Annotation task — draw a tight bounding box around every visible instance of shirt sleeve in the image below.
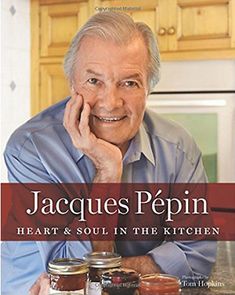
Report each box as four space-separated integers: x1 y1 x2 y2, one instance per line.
148 240 217 279
4 144 54 183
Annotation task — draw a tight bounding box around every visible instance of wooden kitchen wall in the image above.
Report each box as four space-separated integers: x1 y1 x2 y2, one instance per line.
31 0 235 115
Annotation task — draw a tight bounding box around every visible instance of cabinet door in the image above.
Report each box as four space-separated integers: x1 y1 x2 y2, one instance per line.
40 2 89 57
169 0 235 52
40 63 70 111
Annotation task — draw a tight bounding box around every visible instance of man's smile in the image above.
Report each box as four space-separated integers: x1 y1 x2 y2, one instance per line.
93 115 127 123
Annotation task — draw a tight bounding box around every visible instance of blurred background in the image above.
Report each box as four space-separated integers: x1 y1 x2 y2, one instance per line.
1 0 235 182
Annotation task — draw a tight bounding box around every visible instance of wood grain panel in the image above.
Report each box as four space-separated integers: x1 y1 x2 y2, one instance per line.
174 0 234 51
40 2 89 56
40 63 70 111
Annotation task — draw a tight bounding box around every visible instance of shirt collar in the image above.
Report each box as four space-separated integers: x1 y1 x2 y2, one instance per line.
72 122 155 166
139 123 155 165
123 123 155 166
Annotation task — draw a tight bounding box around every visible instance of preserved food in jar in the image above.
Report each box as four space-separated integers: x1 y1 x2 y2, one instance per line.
101 268 140 295
84 252 121 295
48 258 88 294
139 274 180 295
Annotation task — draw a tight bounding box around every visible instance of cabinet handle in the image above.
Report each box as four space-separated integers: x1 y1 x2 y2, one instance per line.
158 27 166 36
167 26 176 35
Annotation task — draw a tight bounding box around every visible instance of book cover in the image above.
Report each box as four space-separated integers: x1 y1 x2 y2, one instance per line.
1 1 235 294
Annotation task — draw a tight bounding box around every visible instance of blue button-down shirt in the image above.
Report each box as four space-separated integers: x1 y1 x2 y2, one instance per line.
2 97 216 295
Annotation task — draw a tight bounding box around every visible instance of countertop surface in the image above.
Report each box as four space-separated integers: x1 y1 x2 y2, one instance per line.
182 241 235 294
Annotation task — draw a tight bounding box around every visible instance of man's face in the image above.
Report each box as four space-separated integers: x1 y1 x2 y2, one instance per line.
73 35 149 153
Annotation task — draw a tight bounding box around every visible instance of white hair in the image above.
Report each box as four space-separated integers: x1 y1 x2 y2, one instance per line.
64 11 160 91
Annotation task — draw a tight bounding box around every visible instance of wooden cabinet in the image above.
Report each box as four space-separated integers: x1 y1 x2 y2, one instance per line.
158 0 235 60
31 0 235 115
95 0 235 59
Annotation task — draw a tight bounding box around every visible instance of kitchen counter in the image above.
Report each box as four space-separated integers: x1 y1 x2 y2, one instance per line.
182 241 235 294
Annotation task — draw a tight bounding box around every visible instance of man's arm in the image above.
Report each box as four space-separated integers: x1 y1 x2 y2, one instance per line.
3 142 92 295
122 255 161 275
149 150 216 279
148 240 216 278
63 92 164 275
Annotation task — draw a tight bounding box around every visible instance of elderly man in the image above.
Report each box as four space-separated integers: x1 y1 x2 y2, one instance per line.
2 12 216 295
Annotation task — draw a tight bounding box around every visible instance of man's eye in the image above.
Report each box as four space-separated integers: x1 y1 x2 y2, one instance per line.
87 78 99 85
122 81 138 88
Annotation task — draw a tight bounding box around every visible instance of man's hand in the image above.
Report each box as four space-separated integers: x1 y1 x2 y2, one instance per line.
29 273 49 295
63 91 123 182
121 255 161 275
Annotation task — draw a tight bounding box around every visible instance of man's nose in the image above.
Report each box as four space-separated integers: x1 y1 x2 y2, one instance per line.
98 85 123 111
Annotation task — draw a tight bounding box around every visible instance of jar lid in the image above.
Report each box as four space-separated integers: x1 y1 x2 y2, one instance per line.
48 258 89 275
84 252 121 268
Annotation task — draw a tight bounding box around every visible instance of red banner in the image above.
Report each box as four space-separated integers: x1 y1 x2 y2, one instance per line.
1 183 235 241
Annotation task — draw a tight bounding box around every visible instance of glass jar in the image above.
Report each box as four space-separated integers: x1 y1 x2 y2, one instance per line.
101 268 140 295
139 274 181 295
84 252 121 295
48 258 89 294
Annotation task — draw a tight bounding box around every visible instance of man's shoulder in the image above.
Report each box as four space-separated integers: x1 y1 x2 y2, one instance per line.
5 98 69 156
144 108 199 155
